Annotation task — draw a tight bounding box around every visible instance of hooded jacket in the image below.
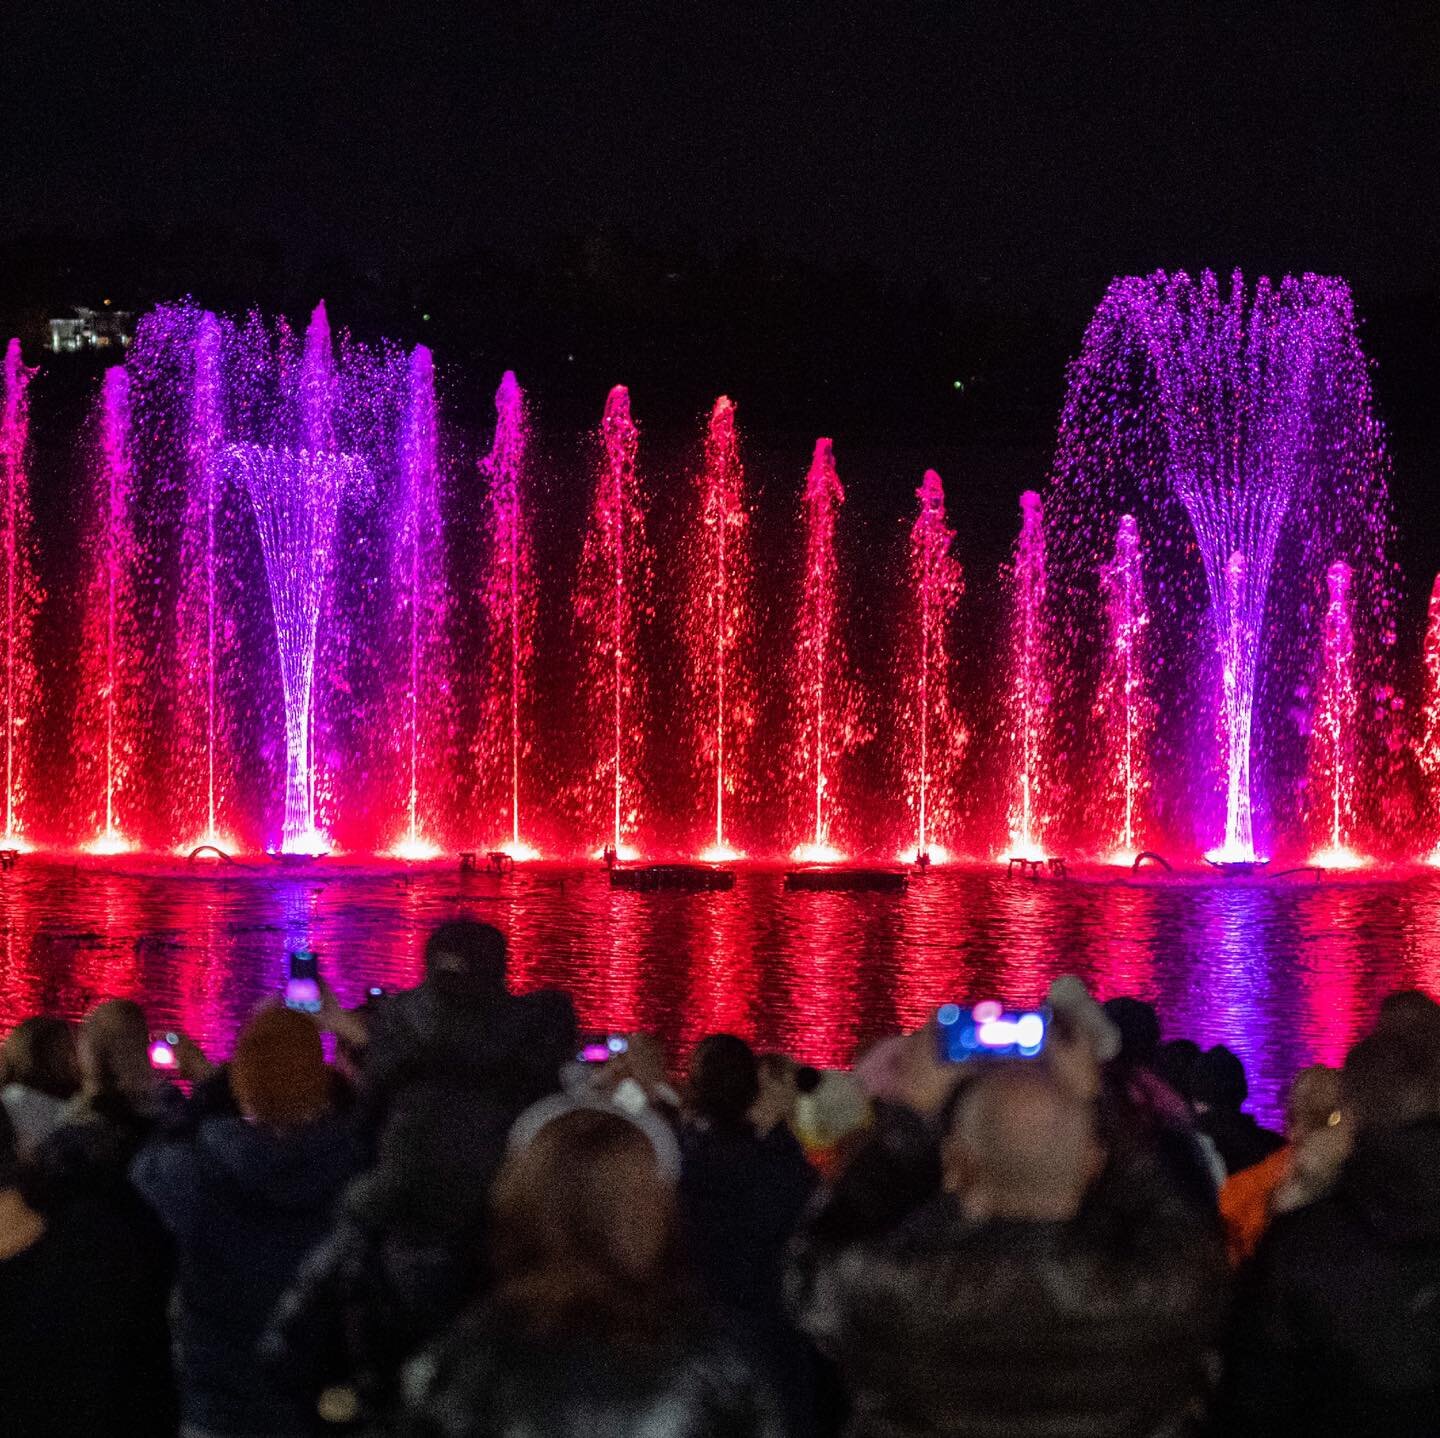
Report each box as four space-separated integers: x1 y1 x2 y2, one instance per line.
1221 1116 1440 1438
132 1113 359 1436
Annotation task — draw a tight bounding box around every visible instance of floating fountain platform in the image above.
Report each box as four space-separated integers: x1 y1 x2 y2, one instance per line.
610 863 735 893
1203 857 1271 877
784 867 908 893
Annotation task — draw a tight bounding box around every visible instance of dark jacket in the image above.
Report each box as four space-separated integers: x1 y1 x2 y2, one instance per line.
132 1113 360 1437
399 1299 788 1438
1221 1116 1440 1438
1196 1106 1284 1178
794 1159 1226 1438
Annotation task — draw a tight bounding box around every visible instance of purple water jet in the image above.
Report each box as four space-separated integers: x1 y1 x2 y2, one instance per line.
1097 514 1150 859
1310 559 1360 864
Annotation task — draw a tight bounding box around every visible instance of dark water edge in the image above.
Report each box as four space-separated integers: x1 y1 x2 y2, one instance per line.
1 857 1433 1127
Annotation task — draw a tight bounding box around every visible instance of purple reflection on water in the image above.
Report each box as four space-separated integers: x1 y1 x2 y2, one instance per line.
0 862 1429 1125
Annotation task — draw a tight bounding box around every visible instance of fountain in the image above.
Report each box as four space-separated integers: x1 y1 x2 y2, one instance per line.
1097 514 1150 861
479 371 538 860
1053 271 1391 864
387 345 447 860
230 304 361 855
683 396 754 862
901 469 964 864
790 439 858 864
1420 575 1440 863
576 386 646 859
0 340 39 848
1309 560 1361 866
78 366 140 853
1003 491 1050 862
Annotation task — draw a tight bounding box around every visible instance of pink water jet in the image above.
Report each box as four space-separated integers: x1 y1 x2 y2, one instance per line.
0 341 39 847
387 345 447 860
1419 574 1440 863
1309 560 1362 866
682 397 755 861
576 386 647 857
480 372 538 860
1003 491 1050 861
1097 514 1151 860
78 366 141 853
900 469 964 864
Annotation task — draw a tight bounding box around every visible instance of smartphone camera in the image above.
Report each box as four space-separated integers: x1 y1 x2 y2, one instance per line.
577 1034 630 1064
149 1032 181 1070
285 950 322 1015
936 1002 1048 1062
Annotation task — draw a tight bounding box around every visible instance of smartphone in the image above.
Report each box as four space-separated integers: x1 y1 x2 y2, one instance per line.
936 1002 1048 1062
285 950 322 1014
577 1034 630 1064
149 1032 181 1070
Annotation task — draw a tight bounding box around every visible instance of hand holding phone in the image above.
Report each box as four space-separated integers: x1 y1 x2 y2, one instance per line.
149 1032 181 1070
285 950 322 1014
936 1002 1048 1062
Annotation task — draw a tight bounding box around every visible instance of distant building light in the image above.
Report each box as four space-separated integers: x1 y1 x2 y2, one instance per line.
421 312 431 322
48 306 135 354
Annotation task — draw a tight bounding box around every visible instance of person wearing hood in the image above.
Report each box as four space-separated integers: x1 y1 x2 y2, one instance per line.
133 1006 360 1438
1221 1026 1440 1437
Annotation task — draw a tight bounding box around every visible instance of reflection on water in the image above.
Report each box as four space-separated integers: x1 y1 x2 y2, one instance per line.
0 862 1432 1125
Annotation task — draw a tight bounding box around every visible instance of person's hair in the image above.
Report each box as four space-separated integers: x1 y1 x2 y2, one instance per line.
0 1017 79 1100
79 999 153 1108
1154 1038 1201 1101
0 1099 19 1189
1343 1030 1438 1134
1102 997 1162 1067
688 1034 760 1127
1285 1064 1342 1140
490 1107 682 1341
1189 1044 1248 1111
1377 990 1440 1053
230 1006 330 1127
424 920 507 1002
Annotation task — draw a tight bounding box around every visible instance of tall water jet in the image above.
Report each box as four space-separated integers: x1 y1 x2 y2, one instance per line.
177 310 229 849
1097 514 1151 860
682 397 755 861
1309 560 1361 865
480 372 537 859
78 366 141 853
1051 271 1391 862
231 304 359 855
900 469 964 863
387 345 447 860
1003 491 1050 861
0 341 39 847
790 439 857 863
1419 574 1440 862
575 386 647 858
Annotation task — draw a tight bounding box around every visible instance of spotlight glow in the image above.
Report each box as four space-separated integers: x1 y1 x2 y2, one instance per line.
1309 845 1367 870
84 830 132 856
594 842 641 863
899 843 951 865
389 836 442 861
791 841 845 865
698 842 744 863
497 838 542 862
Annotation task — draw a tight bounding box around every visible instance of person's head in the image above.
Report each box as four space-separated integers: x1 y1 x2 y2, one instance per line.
1342 1029 1439 1136
78 999 152 1104
0 1099 18 1193
1189 1045 1248 1114
1154 1038 1202 1102
229 1005 330 1127
687 1033 760 1128
752 1052 800 1132
1284 1064 1342 1142
491 1107 680 1339
423 920 508 1004
1045 978 1120 1102
1377 990 1440 1055
0 1017 79 1099
1102 997 1162 1068
944 1064 1103 1223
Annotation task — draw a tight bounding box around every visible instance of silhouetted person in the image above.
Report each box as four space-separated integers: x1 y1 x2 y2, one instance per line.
133 1006 359 1438
1222 1027 1440 1437
401 1105 784 1438
1 1016 79 1156
1190 1044 1283 1176
796 1063 1226 1438
0 1101 173 1437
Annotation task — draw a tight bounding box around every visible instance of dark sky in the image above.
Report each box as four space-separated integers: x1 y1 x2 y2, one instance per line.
6 0 1439 297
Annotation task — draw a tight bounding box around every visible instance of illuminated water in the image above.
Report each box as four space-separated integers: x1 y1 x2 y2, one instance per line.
0 860 1429 1126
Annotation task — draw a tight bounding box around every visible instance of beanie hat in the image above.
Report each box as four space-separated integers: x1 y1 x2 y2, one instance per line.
230 1006 329 1126
1047 977 1122 1064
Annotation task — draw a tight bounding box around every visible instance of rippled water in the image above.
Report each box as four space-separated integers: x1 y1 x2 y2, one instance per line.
1 859 1433 1125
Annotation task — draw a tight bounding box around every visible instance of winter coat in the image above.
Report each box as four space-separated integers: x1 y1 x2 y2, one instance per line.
1220 1116 1440 1438
1196 1106 1284 1178
132 1113 360 1437
794 1159 1226 1438
398 1298 788 1438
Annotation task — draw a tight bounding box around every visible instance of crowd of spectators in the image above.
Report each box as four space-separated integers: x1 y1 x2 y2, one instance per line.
2 918 1438 1437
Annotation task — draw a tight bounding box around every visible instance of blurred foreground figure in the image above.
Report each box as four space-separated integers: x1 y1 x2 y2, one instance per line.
1222 1025 1440 1437
796 1063 1224 1438
401 1104 785 1438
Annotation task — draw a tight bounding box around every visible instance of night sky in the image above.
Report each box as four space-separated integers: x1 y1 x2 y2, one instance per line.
6 1 1438 294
